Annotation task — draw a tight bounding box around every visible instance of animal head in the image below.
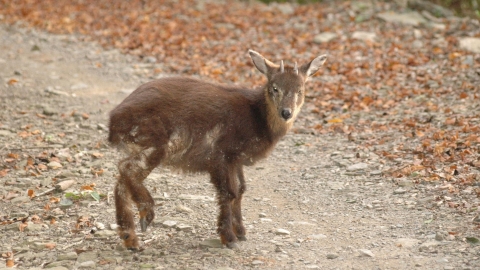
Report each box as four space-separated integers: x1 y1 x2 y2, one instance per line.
249 50 327 123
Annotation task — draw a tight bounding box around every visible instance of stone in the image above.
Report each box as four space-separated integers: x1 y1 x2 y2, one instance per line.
459 37 480 54
57 252 78 261
275 229 290 235
77 260 96 269
94 230 116 237
47 161 63 169
176 224 193 232
175 204 193 213
346 163 368 172
326 253 338 259
162 220 177 228
395 238 420 248
358 249 375 257
10 196 30 204
0 130 13 137
418 241 440 252
76 251 97 263
313 32 337 44
199 239 223 248
251 260 264 265
276 3 294 15
376 12 427 26
25 222 46 232
352 31 376 41
309 234 327 240
393 188 407 194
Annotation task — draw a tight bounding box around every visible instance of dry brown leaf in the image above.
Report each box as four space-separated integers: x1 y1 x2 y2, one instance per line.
27 189 35 198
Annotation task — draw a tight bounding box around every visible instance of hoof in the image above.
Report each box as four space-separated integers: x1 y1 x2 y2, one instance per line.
237 235 247 241
226 242 240 250
140 217 148 232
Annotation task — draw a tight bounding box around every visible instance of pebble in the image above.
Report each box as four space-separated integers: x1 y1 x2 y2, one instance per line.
309 234 327 240
275 229 290 235
459 37 480 53
77 261 96 269
199 239 223 248
57 252 78 261
395 238 420 248
251 260 264 265
346 163 368 171
326 253 339 259
358 249 375 257
376 11 427 26
175 204 193 213
352 31 377 41
393 188 407 194
47 161 63 169
162 220 177 228
313 32 337 44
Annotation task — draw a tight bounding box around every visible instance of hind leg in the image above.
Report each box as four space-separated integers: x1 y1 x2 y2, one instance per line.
232 166 247 241
115 147 163 250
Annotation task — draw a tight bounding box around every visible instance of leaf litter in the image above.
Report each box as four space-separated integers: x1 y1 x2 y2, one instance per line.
0 0 480 269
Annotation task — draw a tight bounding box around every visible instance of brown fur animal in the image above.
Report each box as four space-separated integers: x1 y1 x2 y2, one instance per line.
108 50 327 250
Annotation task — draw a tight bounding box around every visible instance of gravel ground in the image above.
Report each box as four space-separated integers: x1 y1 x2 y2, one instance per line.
1 22 480 270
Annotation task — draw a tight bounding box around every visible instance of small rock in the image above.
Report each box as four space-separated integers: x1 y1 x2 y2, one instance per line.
393 188 407 194
10 196 30 204
251 260 264 265
47 161 63 169
176 224 193 232
309 234 327 240
395 238 420 248
94 230 116 237
358 249 375 257
326 253 338 259
376 11 427 26
57 252 78 261
419 241 440 252
313 32 337 44
259 213 267 218
25 222 46 232
0 130 14 137
199 239 223 248
352 31 376 41
94 222 105 230
459 37 480 54
175 204 193 213
162 220 177 228
276 3 294 15
275 229 290 235
77 260 96 269
346 163 368 172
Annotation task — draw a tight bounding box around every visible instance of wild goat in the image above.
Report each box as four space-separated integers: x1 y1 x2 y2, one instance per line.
108 50 327 250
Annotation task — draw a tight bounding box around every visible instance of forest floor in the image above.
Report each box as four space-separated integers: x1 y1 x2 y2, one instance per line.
1 0 480 269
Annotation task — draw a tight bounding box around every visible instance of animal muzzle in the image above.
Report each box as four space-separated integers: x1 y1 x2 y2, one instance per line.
281 108 293 120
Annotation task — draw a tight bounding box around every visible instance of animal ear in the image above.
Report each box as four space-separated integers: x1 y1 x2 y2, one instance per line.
300 55 327 78
248 50 279 76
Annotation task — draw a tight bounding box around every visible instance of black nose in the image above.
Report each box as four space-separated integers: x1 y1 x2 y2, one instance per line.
281 109 292 120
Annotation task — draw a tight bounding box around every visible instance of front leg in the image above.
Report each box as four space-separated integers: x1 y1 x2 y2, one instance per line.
210 164 238 249
232 165 247 241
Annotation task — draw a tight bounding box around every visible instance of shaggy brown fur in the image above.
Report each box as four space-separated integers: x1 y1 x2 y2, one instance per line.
108 50 327 250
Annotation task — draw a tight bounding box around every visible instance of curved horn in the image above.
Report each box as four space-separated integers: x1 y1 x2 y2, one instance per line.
280 60 284 73
293 61 298 75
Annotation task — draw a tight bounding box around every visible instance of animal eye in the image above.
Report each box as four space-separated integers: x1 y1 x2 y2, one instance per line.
272 86 278 93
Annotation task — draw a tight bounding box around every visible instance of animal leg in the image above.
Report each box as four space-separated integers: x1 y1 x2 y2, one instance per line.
232 165 247 241
211 164 238 249
115 147 162 250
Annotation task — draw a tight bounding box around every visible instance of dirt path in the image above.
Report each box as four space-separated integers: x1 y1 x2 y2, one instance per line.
1 22 479 270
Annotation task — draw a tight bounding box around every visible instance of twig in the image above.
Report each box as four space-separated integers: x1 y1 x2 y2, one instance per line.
6 146 59 151
33 188 56 198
